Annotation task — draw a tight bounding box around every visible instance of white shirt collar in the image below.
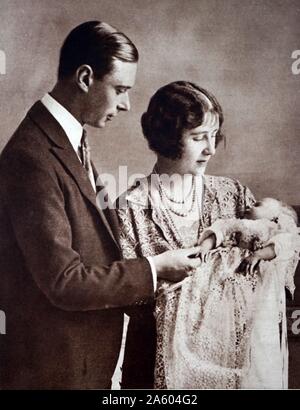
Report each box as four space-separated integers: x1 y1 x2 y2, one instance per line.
41 93 83 153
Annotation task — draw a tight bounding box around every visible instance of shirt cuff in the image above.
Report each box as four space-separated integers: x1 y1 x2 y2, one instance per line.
146 256 157 292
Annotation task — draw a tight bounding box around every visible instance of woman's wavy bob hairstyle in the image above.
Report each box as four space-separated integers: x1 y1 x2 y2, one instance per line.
141 81 224 159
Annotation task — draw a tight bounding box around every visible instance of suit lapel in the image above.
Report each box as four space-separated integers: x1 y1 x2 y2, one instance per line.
28 101 120 248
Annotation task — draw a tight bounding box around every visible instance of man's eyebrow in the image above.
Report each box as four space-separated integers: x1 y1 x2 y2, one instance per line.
116 85 131 90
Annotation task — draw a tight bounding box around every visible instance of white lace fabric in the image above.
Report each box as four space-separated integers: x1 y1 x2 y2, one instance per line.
159 248 259 389
116 173 299 389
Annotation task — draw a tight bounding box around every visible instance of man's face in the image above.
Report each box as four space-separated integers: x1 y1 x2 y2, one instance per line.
83 59 137 128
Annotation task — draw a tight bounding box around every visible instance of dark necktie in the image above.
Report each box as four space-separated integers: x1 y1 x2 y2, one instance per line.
79 132 119 245
79 129 96 191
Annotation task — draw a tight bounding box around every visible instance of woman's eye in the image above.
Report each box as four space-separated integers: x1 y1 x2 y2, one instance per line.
193 133 217 141
192 136 204 141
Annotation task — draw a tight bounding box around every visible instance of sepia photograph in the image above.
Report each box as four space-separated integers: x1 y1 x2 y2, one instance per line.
0 0 299 393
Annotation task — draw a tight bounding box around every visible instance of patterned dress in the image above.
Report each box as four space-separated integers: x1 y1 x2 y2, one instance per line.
160 217 299 389
117 173 256 388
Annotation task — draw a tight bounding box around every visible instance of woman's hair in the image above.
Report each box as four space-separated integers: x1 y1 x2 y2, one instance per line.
58 21 138 80
141 81 224 159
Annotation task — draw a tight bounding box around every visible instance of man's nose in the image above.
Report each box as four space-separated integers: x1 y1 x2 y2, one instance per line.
117 92 130 112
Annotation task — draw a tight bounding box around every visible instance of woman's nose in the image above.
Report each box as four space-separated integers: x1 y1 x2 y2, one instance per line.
203 138 216 155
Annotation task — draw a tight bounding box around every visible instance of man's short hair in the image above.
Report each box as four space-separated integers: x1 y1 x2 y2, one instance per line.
58 20 139 80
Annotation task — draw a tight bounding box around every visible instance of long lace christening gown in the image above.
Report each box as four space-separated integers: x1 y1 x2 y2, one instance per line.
117 173 299 389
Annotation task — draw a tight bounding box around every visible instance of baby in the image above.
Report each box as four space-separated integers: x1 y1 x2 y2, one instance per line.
159 198 300 389
159 198 299 295
198 197 300 275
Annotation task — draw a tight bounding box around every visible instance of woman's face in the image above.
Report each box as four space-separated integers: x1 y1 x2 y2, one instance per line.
173 111 219 176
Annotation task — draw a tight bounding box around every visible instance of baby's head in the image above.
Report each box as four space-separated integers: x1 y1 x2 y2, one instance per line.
244 197 298 225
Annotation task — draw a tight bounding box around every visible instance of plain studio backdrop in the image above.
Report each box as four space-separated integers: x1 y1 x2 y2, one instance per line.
0 0 299 205
0 0 300 390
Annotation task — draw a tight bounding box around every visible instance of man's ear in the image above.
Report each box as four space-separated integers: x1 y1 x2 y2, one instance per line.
76 65 94 92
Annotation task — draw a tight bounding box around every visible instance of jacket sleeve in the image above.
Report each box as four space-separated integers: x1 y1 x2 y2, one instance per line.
2 150 154 311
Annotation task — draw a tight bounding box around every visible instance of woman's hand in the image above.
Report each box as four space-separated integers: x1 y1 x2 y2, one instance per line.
238 254 261 275
237 244 276 275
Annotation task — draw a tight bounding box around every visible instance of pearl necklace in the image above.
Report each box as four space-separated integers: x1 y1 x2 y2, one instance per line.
159 176 195 204
153 166 197 218
158 178 196 217
159 182 202 247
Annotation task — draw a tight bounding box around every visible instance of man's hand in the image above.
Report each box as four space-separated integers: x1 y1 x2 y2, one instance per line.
152 246 202 282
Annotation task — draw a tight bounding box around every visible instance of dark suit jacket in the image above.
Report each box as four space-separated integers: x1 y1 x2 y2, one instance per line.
0 101 153 389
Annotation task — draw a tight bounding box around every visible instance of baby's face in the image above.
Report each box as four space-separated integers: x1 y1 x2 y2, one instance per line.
244 198 280 221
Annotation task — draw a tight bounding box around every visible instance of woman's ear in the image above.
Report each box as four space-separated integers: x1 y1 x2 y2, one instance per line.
76 65 94 93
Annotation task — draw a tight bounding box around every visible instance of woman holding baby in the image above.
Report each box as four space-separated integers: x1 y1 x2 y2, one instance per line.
117 81 300 389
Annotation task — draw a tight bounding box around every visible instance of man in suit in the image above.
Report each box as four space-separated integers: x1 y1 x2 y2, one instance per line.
0 21 201 389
